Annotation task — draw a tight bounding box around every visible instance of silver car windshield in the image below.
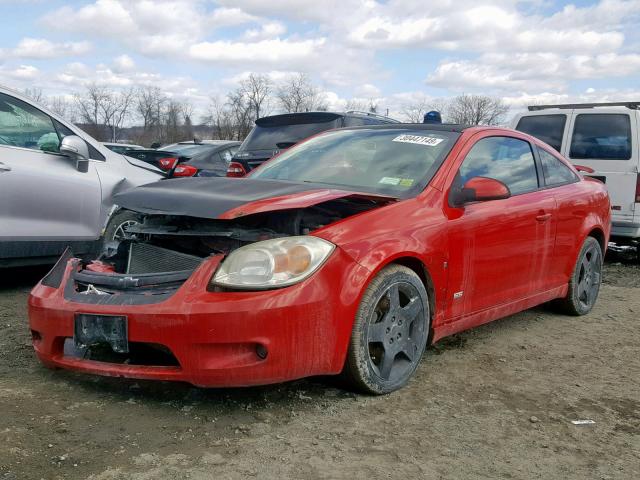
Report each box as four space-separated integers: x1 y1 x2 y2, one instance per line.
250 128 459 197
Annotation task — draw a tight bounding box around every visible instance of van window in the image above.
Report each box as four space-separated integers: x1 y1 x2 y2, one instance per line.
515 115 566 152
538 147 577 186
569 114 632 160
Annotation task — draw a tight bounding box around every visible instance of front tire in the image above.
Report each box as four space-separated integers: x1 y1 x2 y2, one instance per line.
554 236 603 316
341 265 430 394
103 210 140 244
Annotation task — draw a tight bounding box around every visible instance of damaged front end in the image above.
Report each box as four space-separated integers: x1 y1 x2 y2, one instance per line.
46 193 392 303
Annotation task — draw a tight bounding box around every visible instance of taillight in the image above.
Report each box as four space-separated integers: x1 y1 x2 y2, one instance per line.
158 157 178 170
636 174 640 203
226 161 247 177
172 164 198 177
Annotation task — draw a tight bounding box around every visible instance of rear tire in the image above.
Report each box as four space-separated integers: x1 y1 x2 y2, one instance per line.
554 236 603 316
341 265 430 394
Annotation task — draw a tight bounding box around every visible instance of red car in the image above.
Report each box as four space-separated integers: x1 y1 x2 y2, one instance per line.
29 125 610 394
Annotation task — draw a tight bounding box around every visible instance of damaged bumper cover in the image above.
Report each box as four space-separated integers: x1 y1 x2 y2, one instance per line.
28 247 369 387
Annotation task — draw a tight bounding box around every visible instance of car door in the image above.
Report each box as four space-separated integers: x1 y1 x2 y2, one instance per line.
445 134 557 318
0 92 102 260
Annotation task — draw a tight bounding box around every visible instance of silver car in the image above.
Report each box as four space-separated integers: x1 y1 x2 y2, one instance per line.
0 86 162 267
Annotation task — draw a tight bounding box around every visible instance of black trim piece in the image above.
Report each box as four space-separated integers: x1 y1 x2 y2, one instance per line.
41 247 73 288
73 269 193 289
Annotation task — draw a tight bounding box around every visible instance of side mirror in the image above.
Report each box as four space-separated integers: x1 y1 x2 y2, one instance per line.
59 135 90 172
450 176 511 207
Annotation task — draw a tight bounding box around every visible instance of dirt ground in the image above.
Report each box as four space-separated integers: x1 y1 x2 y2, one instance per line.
0 260 638 480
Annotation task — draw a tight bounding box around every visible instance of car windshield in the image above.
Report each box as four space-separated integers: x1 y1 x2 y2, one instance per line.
250 128 459 197
241 120 340 151
159 143 217 157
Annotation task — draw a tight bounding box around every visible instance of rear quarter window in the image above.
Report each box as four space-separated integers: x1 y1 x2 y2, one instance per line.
569 114 632 160
515 114 566 152
537 147 578 186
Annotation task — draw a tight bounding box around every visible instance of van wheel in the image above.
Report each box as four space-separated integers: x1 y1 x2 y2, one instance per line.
554 237 603 316
341 265 429 394
103 210 140 244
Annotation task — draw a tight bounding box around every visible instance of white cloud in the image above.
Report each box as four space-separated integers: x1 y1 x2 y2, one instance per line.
243 22 287 41
427 52 640 93
112 54 135 73
11 38 91 59
189 38 325 65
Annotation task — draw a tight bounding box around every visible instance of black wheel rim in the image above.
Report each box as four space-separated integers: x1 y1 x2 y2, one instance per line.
577 244 602 310
366 282 426 382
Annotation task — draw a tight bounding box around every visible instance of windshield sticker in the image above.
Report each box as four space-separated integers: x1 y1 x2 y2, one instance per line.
379 177 415 187
392 134 444 146
399 178 414 187
379 177 401 185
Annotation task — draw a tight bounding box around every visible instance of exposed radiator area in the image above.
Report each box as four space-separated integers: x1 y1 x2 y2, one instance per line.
127 243 204 274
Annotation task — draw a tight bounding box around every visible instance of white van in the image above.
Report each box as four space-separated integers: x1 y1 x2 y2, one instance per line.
512 102 639 255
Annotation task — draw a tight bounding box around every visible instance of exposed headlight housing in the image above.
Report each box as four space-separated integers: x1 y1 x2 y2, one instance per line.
211 236 335 290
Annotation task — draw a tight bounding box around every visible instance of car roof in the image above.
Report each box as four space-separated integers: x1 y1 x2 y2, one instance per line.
255 111 399 126
339 123 468 133
103 142 142 148
174 140 240 146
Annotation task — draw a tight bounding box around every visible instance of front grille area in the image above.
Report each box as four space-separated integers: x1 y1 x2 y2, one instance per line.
63 338 180 367
127 243 203 274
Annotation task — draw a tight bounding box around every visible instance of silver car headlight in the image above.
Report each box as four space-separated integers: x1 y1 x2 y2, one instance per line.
211 236 335 290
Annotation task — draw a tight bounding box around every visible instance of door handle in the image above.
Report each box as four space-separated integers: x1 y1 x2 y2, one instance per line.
0 162 11 172
536 213 552 222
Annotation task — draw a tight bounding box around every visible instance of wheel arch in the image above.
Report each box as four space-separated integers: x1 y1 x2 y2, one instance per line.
587 226 606 254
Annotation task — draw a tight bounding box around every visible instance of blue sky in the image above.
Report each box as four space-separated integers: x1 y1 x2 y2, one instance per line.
1 0 639 121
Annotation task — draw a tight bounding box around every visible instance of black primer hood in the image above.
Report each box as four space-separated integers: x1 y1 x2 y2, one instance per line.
113 177 395 220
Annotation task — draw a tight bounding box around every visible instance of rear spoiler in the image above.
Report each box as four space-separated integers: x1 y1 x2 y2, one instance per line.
256 112 342 127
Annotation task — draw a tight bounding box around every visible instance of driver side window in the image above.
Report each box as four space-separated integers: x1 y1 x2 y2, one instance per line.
0 93 61 153
459 136 539 195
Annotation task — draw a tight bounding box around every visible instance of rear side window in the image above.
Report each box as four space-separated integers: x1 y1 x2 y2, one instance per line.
538 147 577 186
515 115 566 152
570 114 632 160
459 136 539 195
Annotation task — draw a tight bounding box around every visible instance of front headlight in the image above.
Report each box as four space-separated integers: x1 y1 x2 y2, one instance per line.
211 236 335 290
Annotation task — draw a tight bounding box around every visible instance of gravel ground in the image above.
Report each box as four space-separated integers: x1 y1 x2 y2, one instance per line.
0 261 638 480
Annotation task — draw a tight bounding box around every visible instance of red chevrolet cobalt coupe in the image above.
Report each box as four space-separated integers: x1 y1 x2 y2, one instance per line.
29 125 610 394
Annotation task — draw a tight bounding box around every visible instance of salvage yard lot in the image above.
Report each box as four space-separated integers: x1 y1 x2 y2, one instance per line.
1 263 639 480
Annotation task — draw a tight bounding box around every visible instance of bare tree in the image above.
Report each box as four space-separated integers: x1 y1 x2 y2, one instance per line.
134 86 166 144
241 73 272 120
74 84 110 139
447 94 509 126
23 87 45 104
344 99 368 112
101 87 135 142
401 97 449 123
205 96 236 140
277 73 327 113
48 96 76 122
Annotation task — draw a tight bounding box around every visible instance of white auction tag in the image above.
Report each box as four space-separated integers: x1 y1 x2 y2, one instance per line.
392 134 444 146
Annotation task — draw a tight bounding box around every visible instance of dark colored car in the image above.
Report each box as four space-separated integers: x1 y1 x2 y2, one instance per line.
125 140 241 177
227 111 399 176
29 124 610 394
